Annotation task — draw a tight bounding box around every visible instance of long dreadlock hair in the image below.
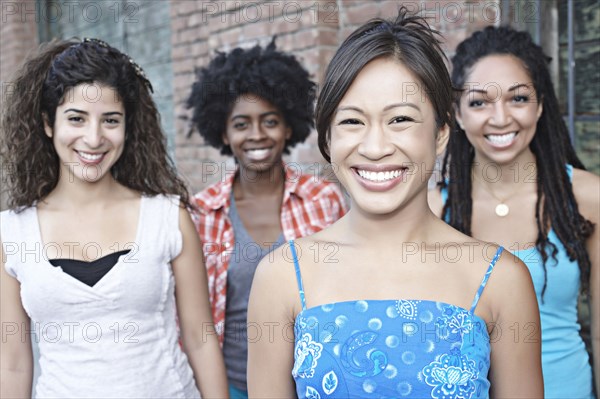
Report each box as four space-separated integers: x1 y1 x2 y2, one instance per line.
440 26 593 298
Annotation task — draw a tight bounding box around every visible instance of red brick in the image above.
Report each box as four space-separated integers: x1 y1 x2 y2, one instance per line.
290 29 319 51
176 1 197 16
272 16 301 35
172 43 190 60
173 57 195 74
317 29 338 47
299 4 317 28
218 26 243 48
243 20 270 39
208 11 231 33
441 27 468 54
343 2 380 26
171 15 188 33
191 40 208 58
315 1 340 27
380 1 400 19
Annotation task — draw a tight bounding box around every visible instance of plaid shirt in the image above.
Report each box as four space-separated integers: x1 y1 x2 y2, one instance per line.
193 166 348 344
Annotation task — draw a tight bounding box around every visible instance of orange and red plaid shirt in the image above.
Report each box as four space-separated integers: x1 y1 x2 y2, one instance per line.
193 165 348 344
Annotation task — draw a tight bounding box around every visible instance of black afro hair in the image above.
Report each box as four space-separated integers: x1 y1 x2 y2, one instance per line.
186 38 316 156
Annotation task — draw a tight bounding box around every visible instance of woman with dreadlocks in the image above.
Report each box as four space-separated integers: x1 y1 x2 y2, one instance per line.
0 39 227 397
186 38 347 399
430 26 599 397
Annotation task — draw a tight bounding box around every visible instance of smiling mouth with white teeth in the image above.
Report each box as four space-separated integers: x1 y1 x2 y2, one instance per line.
244 147 272 161
485 132 517 146
76 150 105 163
357 169 404 182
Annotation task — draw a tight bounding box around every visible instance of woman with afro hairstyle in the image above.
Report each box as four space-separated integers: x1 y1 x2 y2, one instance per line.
0 39 227 398
429 26 599 397
248 9 542 398
186 38 347 398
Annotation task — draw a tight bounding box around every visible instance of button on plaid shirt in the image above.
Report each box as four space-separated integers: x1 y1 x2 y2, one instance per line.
193 165 348 344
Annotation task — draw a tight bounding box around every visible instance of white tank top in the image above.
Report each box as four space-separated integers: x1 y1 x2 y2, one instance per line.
1 195 201 398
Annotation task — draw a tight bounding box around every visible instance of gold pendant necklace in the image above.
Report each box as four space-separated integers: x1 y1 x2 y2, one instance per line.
494 203 510 217
473 171 525 218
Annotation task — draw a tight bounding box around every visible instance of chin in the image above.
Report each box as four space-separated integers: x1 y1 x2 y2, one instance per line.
243 160 280 172
353 199 404 217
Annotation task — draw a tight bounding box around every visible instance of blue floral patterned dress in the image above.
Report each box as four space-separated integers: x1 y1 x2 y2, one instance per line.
290 241 502 399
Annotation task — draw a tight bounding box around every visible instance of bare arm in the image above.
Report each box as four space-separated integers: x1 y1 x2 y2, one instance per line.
172 207 229 399
573 168 600 389
487 252 543 398
247 247 298 398
0 241 33 398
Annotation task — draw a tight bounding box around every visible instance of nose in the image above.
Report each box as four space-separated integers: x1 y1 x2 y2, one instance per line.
82 121 103 148
489 101 512 127
357 124 395 160
247 122 267 140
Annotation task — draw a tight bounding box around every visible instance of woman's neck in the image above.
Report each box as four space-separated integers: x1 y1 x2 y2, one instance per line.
344 191 438 248
47 173 126 209
235 164 286 199
472 149 537 185
471 150 538 203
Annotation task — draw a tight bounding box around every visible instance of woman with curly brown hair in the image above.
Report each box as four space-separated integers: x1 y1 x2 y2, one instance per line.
0 38 227 398
186 38 347 399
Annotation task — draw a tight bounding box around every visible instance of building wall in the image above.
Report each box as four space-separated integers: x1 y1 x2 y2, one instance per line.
0 1 38 84
0 0 39 209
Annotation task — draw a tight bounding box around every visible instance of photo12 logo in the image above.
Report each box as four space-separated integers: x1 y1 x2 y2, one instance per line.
1 1 139 24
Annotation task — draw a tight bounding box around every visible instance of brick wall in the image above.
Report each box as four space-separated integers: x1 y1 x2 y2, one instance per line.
171 0 502 195
0 1 38 85
0 0 39 210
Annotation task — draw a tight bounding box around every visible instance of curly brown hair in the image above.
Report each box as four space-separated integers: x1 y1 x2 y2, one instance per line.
0 39 192 211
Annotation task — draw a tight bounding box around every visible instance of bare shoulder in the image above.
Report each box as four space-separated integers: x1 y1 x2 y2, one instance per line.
428 187 444 218
481 247 536 315
252 240 302 314
177 205 196 231
489 248 533 285
572 168 600 223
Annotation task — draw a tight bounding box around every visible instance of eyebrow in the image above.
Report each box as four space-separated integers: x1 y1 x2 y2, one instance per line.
337 103 420 114
464 89 488 95
63 108 124 116
230 111 280 120
508 83 532 92
465 83 533 95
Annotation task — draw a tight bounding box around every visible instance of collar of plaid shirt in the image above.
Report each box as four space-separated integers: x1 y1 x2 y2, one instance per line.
194 163 309 213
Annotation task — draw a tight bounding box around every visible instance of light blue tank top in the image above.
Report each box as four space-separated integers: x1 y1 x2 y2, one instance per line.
440 165 593 398
290 241 502 398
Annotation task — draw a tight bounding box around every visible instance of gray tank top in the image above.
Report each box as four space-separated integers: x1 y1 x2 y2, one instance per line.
223 194 285 391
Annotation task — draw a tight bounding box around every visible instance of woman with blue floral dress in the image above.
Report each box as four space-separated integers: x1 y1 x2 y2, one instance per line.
247 8 544 399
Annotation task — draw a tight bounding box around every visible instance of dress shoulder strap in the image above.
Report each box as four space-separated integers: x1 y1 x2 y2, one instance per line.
469 246 504 313
566 164 573 181
289 240 306 311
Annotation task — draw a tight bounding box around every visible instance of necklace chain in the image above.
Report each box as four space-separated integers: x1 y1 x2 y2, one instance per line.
471 170 527 217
